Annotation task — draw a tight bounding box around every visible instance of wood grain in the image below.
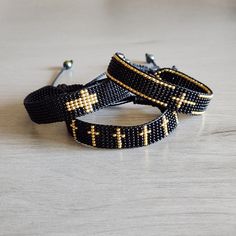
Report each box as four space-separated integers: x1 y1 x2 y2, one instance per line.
0 0 235 235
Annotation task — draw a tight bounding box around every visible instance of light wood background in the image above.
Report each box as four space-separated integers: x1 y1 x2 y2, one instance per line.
0 0 235 235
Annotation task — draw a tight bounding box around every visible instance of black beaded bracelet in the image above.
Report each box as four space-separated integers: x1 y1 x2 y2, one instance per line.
24 56 163 124
66 102 178 149
106 53 213 115
24 72 131 124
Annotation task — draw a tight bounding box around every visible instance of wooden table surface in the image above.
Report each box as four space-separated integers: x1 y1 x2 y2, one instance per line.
0 0 235 235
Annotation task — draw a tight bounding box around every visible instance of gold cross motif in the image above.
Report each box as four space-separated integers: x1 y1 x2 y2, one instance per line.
172 93 196 109
87 125 100 147
173 111 179 124
113 128 126 148
66 89 98 113
70 120 78 140
139 125 151 146
161 115 169 136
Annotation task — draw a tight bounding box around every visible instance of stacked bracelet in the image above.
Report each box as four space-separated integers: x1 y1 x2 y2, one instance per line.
24 53 213 149
106 53 213 115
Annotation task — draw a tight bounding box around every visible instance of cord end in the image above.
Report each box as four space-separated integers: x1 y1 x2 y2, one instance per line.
145 53 155 64
63 60 73 70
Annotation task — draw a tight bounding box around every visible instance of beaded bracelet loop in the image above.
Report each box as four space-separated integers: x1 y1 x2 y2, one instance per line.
66 102 178 149
106 53 213 115
24 64 131 124
24 56 163 124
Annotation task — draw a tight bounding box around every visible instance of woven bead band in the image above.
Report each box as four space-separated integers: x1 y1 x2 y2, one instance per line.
66 103 178 149
106 53 213 115
24 75 131 124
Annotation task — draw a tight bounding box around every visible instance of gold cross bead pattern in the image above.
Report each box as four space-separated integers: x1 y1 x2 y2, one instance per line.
173 111 179 124
87 125 100 147
112 128 126 149
139 125 151 146
70 120 78 140
161 115 169 136
172 92 196 109
66 89 98 113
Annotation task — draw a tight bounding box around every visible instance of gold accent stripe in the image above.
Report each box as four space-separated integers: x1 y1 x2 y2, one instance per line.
199 94 213 99
191 111 205 115
113 55 176 90
106 71 168 107
156 68 212 95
